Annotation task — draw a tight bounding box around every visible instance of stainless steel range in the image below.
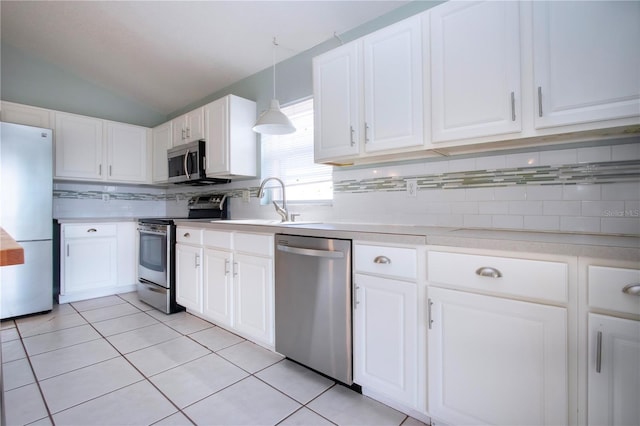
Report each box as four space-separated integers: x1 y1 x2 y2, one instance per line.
137 194 228 313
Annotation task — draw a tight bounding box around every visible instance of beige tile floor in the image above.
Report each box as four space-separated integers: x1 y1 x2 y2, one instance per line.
1 293 429 426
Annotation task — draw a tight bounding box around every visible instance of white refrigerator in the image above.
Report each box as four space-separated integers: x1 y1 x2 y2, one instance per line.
1 122 53 319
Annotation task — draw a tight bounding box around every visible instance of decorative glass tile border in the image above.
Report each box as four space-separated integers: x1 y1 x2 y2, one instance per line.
53 189 168 201
333 160 640 193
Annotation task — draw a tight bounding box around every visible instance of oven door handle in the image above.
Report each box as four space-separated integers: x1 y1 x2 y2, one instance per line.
138 228 167 236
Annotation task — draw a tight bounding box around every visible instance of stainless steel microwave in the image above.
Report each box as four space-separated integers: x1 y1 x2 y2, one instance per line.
167 140 229 185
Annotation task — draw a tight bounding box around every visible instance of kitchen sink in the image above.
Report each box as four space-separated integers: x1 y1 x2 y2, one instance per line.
214 219 320 226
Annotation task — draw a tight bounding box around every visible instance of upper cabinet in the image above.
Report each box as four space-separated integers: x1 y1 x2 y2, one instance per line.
430 1 521 142
171 107 205 146
152 121 172 183
314 16 424 164
54 112 150 184
204 95 257 178
532 1 640 129
1 101 53 129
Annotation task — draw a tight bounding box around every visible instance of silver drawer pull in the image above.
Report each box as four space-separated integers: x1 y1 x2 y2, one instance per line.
622 283 640 296
183 232 190 238
475 267 502 278
87 228 97 233
373 256 391 264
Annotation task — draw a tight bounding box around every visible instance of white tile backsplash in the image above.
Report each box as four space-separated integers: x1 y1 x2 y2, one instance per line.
539 149 578 166
524 216 560 232
578 146 611 163
562 184 601 201
506 152 539 168
560 217 601 234
612 143 640 161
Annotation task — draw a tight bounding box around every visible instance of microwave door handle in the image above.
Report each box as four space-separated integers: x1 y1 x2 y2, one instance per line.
184 149 191 180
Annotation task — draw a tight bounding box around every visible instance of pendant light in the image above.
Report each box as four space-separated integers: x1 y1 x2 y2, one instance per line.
253 37 296 135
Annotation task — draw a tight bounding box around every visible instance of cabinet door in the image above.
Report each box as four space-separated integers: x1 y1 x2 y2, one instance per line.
204 97 230 175
152 121 172 183
588 314 640 426
106 122 148 183
54 112 103 180
533 1 640 129
354 274 417 408
171 114 188 146
203 248 233 326
63 237 117 294
430 1 521 142
428 286 568 426
233 253 273 346
313 42 361 162
1 101 52 128
187 107 205 143
363 16 423 153
175 244 202 313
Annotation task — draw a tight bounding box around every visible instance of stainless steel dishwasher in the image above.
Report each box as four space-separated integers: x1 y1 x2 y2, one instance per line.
275 234 353 384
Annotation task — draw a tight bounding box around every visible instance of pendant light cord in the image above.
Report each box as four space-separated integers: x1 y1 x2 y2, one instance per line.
272 37 278 99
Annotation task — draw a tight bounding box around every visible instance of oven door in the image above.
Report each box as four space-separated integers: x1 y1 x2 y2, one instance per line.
138 227 168 288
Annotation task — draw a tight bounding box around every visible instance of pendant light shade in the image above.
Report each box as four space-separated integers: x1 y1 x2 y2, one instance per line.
253 99 296 135
253 38 296 135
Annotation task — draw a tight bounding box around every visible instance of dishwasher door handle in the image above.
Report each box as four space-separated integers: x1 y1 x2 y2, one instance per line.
277 244 345 259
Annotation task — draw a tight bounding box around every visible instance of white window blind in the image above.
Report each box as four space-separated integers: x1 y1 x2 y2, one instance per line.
261 98 333 202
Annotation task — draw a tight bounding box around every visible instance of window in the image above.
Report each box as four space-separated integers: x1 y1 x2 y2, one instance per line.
261 98 333 202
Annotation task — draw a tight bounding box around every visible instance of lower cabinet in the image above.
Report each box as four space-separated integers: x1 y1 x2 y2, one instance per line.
176 227 274 348
175 243 203 313
59 222 137 303
428 286 568 426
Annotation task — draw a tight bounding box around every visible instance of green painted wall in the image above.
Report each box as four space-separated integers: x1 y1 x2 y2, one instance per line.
0 1 442 128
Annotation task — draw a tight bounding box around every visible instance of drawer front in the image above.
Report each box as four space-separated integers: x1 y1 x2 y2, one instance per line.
64 224 117 238
355 244 417 280
588 266 640 315
176 227 203 245
203 230 233 250
234 232 273 257
428 251 568 303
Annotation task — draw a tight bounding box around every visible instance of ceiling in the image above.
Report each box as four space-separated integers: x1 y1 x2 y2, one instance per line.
1 1 409 116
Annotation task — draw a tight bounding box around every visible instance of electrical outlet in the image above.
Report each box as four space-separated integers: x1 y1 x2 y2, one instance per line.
242 190 250 202
102 194 110 202
406 179 418 198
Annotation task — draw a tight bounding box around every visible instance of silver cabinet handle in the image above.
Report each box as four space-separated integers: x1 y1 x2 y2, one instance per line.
195 254 200 268
537 86 543 117
181 128 186 140
596 331 603 373
475 267 502 278
187 127 191 138
364 122 370 143
350 126 355 147
233 262 238 277
622 283 640 296
510 91 516 121
99 164 102 176
428 298 434 330
87 228 97 233
109 165 112 176
373 256 391 264
183 232 190 238
353 284 360 310
66 244 70 257
224 259 230 275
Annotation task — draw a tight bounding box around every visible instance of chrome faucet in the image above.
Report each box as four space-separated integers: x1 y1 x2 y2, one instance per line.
257 177 289 222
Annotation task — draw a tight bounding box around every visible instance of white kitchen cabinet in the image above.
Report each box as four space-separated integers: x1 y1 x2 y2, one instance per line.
172 107 205 146
152 121 172 183
233 253 274 346
59 222 137 303
352 242 424 416
532 1 640 129
580 262 640 426
428 286 568 426
54 112 104 180
204 95 257 178
203 248 233 326
588 314 640 426
106 121 149 183
430 1 521 142
313 15 424 164
1 101 52 128
55 112 150 183
175 243 203 313
427 249 572 426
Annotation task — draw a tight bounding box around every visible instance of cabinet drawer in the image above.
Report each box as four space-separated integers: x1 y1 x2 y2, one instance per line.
355 244 417 280
176 227 203 245
64 224 117 238
234 233 273 256
203 230 233 250
428 251 568 303
588 266 640 315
